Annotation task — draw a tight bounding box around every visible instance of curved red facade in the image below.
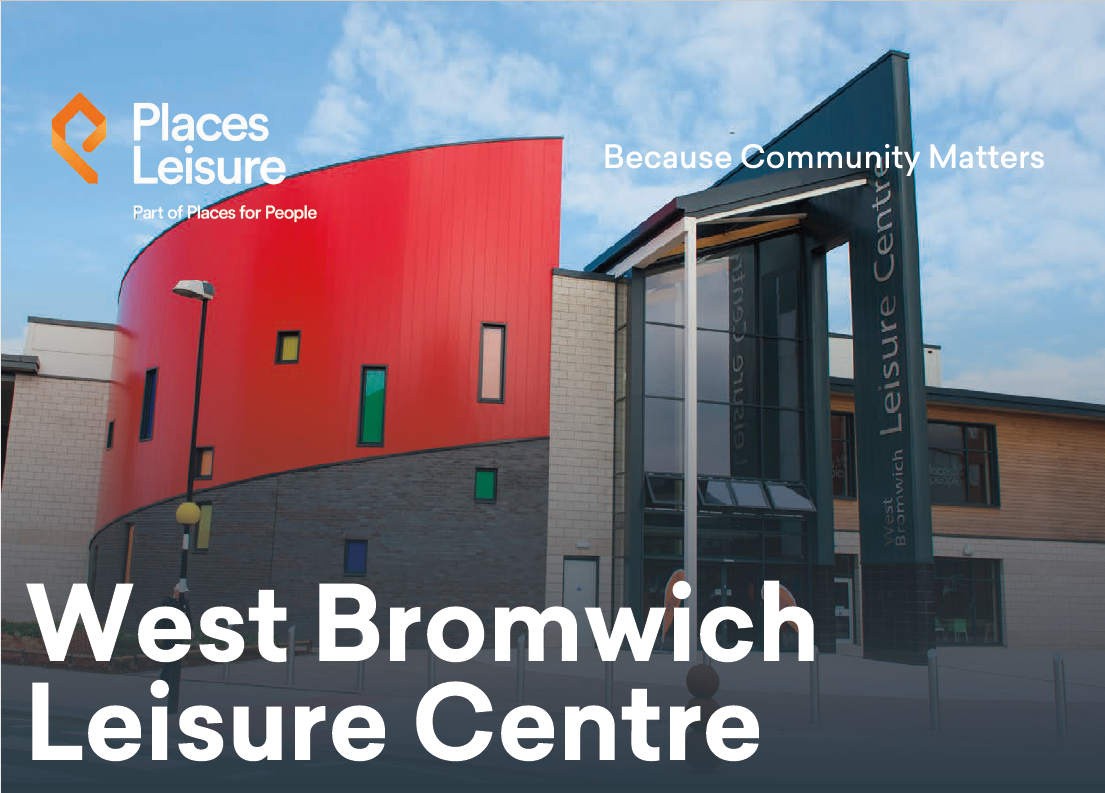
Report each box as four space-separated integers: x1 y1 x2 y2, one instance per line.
96 138 561 530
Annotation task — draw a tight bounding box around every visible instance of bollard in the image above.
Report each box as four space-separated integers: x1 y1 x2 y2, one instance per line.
927 648 940 731
222 661 230 681
809 646 820 723
516 633 526 702
427 650 436 689
605 660 614 709
1053 653 1068 738
286 625 296 686
357 659 366 693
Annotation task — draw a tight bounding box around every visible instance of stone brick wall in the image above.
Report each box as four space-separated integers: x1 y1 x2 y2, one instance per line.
547 272 616 615
89 438 549 646
2 375 109 621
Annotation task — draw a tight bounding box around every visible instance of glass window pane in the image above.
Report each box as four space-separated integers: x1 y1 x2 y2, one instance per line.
475 469 497 501
139 368 158 440
698 478 735 507
766 482 816 511
645 267 684 325
697 255 729 330
730 479 769 508
965 426 990 451
762 339 803 408
764 519 806 560
279 333 300 362
359 367 387 445
344 540 368 575
730 331 758 408
644 398 682 473
966 451 992 505
698 401 730 477
197 448 214 478
730 404 760 479
728 246 756 337
758 235 801 338
762 408 803 481
929 448 966 504
479 325 505 401
697 330 729 403
645 324 684 397
927 422 963 449
645 474 684 506
831 438 851 497
197 505 212 550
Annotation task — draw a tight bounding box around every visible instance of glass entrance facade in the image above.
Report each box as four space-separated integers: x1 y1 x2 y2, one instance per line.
628 231 817 648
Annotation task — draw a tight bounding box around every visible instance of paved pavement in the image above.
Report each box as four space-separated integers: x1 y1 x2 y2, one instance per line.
3 645 1103 791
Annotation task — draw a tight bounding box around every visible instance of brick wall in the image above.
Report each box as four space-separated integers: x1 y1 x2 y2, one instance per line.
89 439 549 645
547 273 616 615
2 375 109 621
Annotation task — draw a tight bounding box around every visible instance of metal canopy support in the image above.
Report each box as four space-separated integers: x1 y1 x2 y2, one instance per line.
608 218 686 278
682 215 698 660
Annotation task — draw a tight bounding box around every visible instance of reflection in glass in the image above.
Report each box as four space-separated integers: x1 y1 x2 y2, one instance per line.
699 478 735 507
644 398 682 473
730 405 759 479
730 479 769 508
698 330 730 402
929 448 966 504
762 338 803 408
697 255 730 330
766 482 816 511
645 474 683 506
698 402 730 477
645 268 684 325
762 409 803 480
645 324 684 397
728 247 755 336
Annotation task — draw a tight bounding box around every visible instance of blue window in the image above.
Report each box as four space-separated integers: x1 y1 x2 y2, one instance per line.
344 540 368 576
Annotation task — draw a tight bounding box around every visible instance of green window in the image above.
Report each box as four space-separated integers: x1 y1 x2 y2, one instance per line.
475 468 498 502
358 366 387 446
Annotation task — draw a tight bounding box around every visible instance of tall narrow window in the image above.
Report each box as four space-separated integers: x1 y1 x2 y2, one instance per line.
478 323 506 402
194 447 214 480
195 504 212 551
139 368 158 441
106 420 115 450
830 412 856 498
276 331 301 364
122 524 135 584
358 366 387 446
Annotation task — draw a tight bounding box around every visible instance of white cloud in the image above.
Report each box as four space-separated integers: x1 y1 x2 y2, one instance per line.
947 349 1105 404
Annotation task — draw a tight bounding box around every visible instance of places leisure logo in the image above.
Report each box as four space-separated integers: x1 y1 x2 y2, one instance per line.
52 92 106 184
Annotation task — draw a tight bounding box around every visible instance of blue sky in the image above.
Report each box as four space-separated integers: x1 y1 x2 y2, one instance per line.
3 2 1104 401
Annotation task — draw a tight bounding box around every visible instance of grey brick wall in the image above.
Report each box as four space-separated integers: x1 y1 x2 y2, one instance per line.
90 438 549 646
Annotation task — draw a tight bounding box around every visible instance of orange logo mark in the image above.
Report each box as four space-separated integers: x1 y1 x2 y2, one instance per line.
52 93 106 183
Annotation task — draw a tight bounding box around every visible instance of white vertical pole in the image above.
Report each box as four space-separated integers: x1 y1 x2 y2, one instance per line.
683 216 699 661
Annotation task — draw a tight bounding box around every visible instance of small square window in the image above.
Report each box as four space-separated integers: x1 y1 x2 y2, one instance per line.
276 331 301 364
194 447 214 480
195 504 212 551
344 540 368 576
475 468 498 502
106 420 115 450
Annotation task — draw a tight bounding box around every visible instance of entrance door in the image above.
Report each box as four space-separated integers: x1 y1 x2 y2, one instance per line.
833 577 854 643
699 562 760 650
563 558 598 648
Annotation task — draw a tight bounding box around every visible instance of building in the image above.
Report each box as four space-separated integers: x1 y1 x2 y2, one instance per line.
2 316 115 621
68 52 1104 658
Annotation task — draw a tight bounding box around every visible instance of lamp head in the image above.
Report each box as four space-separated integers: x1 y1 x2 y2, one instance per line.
172 280 215 301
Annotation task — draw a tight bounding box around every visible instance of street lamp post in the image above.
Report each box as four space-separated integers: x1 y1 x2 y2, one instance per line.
166 279 214 713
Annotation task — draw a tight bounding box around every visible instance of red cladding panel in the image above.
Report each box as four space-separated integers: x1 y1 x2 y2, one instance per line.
96 138 561 529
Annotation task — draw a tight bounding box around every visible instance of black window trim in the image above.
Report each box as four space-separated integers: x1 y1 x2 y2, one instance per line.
927 419 1000 509
356 364 388 448
477 322 507 404
139 367 158 442
275 330 302 365
830 411 857 500
193 446 215 481
343 538 369 577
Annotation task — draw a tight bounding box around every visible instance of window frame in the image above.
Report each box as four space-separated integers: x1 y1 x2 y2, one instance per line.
194 446 215 480
830 411 856 500
356 365 388 447
343 539 369 577
275 330 301 364
139 367 158 441
927 420 1000 508
474 467 498 503
193 502 213 553
477 323 507 404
